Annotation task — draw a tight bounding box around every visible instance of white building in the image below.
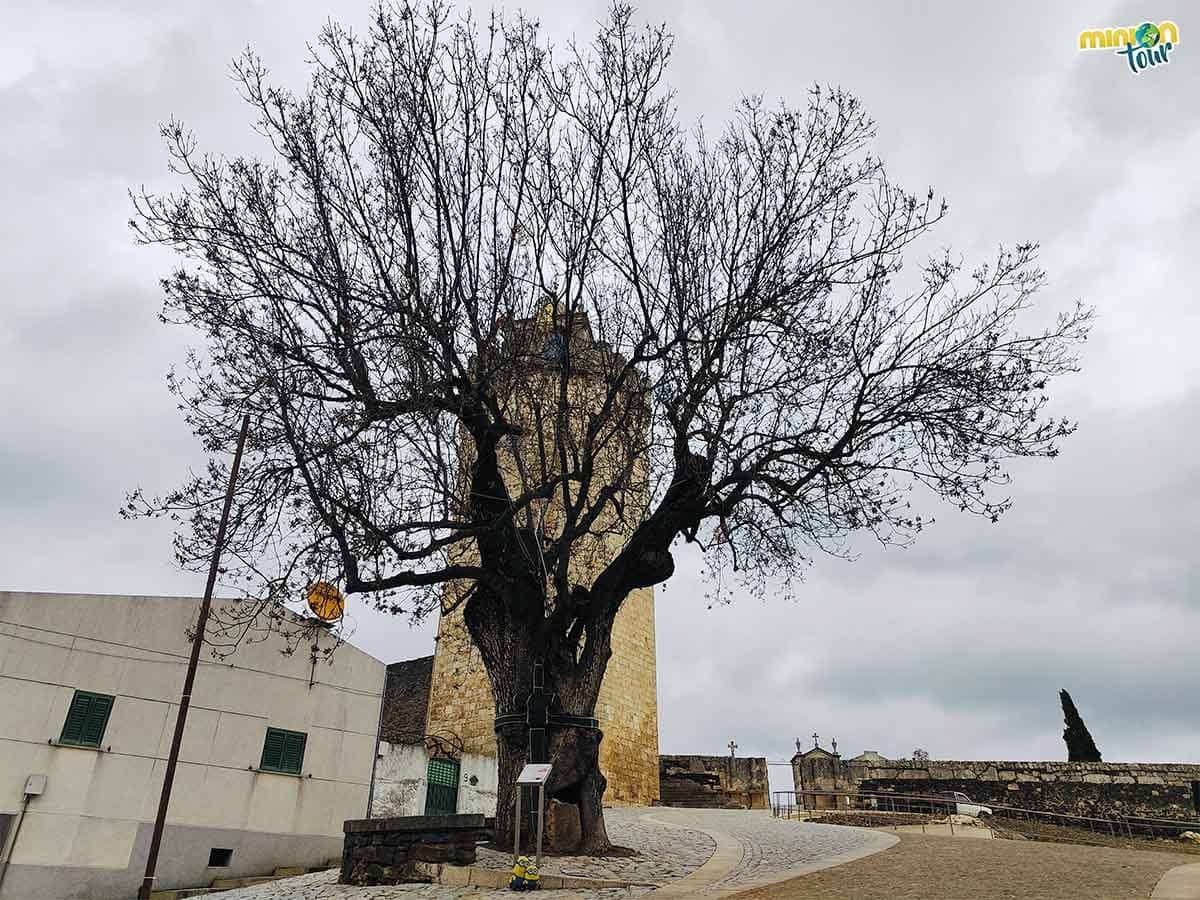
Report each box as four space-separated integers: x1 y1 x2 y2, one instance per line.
0 591 386 900
369 656 497 819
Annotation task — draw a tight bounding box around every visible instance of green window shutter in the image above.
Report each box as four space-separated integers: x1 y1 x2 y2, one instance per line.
60 691 114 748
60 694 91 744
261 728 306 774
81 695 112 746
260 729 286 771
281 732 306 774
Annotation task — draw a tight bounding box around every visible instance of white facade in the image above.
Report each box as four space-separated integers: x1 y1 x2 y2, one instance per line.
0 591 386 900
370 744 497 818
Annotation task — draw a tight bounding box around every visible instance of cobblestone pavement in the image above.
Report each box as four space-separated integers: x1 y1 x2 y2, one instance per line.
474 807 716 884
211 807 893 899
198 868 639 899
642 808 895 892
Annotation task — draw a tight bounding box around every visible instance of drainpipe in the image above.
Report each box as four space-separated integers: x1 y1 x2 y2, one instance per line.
365 668 387 817
0 775 46 897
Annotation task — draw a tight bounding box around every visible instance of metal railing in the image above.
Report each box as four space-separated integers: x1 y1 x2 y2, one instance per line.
770 789 1200 843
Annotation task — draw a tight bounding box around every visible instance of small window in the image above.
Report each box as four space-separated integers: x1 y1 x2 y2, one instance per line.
59 690 115 748
259 728 306 775
208 848 233 867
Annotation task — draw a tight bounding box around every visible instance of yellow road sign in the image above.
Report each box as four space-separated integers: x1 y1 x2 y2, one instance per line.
306 581 345 622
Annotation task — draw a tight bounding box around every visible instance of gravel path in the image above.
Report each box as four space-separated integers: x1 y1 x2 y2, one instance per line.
732 832 1196 900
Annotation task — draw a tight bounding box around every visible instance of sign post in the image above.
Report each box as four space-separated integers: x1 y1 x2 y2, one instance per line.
515 763 552 868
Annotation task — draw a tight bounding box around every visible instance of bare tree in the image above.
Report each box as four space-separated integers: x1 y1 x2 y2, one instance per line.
126 0 1091 851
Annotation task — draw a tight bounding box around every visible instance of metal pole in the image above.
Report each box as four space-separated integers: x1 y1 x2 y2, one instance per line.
0 794 31 895
365 666 388 818
513 786 521 863
137 413 251 900
535 782 545 868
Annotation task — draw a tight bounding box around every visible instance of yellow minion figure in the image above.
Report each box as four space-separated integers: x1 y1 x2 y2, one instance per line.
510 855 530 891
523 862 541 890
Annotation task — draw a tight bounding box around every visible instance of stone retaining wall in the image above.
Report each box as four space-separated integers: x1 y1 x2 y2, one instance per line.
341 814 486 885
851 760 1200 820
659 755 770 809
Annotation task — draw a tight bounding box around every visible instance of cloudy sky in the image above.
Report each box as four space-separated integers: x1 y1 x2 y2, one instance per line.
3 0 1196 793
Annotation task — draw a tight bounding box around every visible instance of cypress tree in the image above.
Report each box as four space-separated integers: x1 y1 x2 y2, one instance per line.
1060 689 1102 762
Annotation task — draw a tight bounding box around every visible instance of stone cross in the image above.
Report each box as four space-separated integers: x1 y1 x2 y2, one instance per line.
812 732 820 749
728 740 738 759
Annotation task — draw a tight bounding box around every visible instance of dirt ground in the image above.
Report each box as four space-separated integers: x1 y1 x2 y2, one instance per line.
731 833 1194 900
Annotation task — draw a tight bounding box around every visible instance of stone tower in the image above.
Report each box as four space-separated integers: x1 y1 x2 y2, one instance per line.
424 311 660 806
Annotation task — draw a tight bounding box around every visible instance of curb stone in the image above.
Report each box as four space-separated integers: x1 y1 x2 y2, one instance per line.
1152 862 1200 899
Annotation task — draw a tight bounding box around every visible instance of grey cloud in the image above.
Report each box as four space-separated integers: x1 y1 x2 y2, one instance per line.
3 0 1199 785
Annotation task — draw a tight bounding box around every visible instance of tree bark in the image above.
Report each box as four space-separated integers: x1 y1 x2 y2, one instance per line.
490 688 612 852
466 584 615 854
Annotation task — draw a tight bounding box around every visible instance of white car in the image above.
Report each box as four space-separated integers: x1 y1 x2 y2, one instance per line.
941 791 993 818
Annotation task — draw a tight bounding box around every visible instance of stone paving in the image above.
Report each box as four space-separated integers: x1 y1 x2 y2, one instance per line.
473 807 716 884
651 809 894 890
198 869 637 899
210 807 892 899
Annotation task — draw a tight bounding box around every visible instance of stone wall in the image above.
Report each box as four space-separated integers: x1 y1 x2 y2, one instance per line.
370 743 500 818
658 755 770 810
426 586 660 806
381 656 434 743
856 760 1200 819
341 815 485 885
798 755 1200 820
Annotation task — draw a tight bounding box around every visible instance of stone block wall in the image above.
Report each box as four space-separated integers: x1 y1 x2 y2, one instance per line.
848 759 1200 820
425 584 660 807
594 584 660 805
341 815 486 885
659 755 770 810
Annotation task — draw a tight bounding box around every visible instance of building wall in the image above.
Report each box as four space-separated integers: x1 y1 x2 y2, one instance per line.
370 742 430 818
424 585 494 758
0 591 385 899
425 585 660 807
370 743 498 818
658 755 770 810
790 751 1200 820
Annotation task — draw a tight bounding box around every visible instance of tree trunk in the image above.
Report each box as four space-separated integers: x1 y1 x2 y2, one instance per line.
491 675 612 854
462 582 615 854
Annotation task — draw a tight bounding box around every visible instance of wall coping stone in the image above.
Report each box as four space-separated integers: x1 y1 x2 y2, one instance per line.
844 760 1200 774
344 814 486 834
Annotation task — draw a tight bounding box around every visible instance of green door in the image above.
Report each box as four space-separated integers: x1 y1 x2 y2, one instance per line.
424 757 460 816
